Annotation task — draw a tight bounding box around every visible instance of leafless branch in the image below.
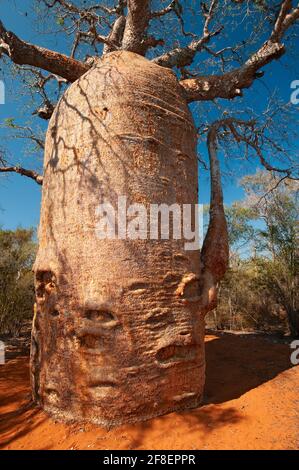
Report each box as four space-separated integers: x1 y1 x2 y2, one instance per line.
151 1 177 18
153 0 221 68
205 117 298 178
0 20 89 82
180 0 299 102
2 122 45 150
0 166 43 185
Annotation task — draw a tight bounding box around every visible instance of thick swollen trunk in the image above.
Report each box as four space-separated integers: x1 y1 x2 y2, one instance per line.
31 51 222 426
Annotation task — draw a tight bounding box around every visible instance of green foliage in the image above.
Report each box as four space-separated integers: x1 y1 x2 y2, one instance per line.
56 17 65 26
207 171 299 336
0 228 36 335
208 260 288 333
3 117 15 128
225 203 256 247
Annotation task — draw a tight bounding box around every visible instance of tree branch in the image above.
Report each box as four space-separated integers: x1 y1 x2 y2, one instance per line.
122 0 151 54
153 0 221 68
0 166 43 185
180 0 299 102
199 124 229 314
0 20 89 82
224 119 296 175
202 117 298 179
151 1 177 18
103 15 126 54
3 121 45 149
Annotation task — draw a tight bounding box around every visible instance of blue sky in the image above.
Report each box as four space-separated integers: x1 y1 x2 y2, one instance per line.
0 0 298 230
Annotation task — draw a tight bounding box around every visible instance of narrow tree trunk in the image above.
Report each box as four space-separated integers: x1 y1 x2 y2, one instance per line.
286 307 299 338
31 51 224 426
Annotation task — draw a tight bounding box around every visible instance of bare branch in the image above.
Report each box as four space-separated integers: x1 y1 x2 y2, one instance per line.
180 0 299 102
40 0 127 58
221 117 297 177
103 15 126 54
271 0 293 41
2 122 45 150
33 102 55 120
0 166 43 185
0 20 89 82
180 41 284 102
224 119 295 175
151 1 178 18
206 117 298 175
122 0 151 54
18 67 66 120
153 0 221 68
41 0 124 18
74 30 119 50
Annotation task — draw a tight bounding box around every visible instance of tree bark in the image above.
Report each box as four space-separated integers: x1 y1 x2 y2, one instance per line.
32 50 227 426
0 166 43 185
199 125 229 314
103 16 126 54
121 0 151 54
180 40 285 102
0 20 89 82
179 0 299 102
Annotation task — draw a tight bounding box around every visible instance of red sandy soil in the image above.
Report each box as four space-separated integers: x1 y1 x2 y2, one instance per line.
1 333 298 450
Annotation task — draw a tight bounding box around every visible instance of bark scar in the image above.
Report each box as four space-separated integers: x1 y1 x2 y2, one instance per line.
175 273 201 303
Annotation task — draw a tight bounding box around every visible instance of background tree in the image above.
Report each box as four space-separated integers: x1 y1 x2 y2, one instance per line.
207 170 299 337
0 228 36 336
242 171 299 336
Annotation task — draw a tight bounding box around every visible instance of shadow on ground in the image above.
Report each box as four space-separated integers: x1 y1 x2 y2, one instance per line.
0 332 295 449
204 331 294 404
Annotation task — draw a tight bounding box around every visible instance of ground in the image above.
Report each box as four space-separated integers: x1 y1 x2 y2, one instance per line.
0 332 298 450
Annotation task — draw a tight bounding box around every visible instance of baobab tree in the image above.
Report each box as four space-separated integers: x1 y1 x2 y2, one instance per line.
0 0 298 426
